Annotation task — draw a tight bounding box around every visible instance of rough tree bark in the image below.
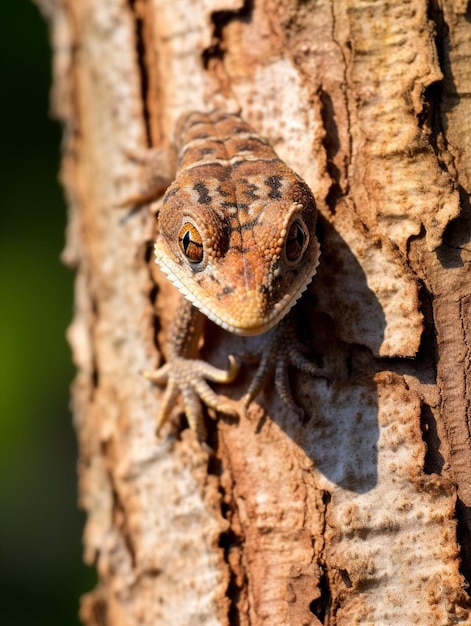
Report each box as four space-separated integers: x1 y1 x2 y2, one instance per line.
38 0 471 624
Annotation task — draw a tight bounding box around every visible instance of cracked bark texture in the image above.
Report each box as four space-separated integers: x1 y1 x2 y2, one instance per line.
37 0 471 624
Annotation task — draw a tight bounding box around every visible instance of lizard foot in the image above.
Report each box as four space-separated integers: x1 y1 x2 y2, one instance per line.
115 145 177 214
144 355 240 441
243 319 323 419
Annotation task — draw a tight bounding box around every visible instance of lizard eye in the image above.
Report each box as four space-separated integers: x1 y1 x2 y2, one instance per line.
285 218 309 264
179 222 204 265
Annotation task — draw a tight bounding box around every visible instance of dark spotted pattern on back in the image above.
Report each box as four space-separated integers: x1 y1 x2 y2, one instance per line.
193 181 212 205
155 110 319 335
265 175 283 199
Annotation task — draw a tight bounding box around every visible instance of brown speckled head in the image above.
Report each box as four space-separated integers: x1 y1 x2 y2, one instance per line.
154 111 320 336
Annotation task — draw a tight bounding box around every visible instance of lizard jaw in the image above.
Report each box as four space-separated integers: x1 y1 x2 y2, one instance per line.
155 245 320 336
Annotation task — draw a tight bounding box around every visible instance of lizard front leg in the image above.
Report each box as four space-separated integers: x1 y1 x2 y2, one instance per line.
144 296 240 441
243 314 323 419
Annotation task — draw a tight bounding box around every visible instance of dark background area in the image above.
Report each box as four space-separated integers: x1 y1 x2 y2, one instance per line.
1 3 95 624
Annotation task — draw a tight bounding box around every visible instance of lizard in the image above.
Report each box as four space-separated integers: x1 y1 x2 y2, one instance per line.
124 110 321 441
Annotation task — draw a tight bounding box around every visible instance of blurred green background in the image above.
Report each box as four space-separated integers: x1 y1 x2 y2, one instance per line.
1 3 95 625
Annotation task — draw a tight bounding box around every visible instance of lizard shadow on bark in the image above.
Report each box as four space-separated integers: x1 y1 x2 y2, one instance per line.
205 215 389 494
281 216 384 494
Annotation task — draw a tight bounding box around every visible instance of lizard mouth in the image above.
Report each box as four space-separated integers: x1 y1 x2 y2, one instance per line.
155 245 320 336
200 291 305 336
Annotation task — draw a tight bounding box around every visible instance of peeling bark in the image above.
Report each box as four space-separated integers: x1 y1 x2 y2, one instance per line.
37 0 471 624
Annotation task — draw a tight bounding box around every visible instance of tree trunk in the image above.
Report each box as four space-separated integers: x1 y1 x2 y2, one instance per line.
38 0 471 624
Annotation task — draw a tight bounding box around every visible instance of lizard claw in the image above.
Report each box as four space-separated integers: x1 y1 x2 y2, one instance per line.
243 317 322 417
115 145 177 213
144 355 240 441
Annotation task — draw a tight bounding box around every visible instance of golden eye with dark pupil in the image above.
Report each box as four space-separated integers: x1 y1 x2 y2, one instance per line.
285 220 308 262
178 223 204 264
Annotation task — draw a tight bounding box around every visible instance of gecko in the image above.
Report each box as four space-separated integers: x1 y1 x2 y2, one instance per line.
125 110 321 441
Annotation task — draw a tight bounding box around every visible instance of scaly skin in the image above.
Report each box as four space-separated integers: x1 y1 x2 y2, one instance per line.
129 110 321 440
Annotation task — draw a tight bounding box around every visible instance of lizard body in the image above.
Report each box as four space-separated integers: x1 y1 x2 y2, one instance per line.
134 111 321 440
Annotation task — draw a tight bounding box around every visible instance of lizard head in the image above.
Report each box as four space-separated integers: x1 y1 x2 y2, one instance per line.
154 170 320 336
